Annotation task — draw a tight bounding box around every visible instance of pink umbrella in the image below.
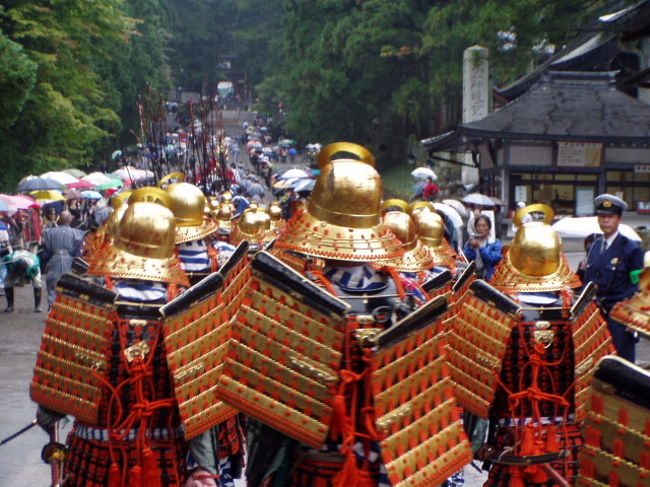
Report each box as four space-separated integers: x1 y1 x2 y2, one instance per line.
66 179 95 189
11 194 36 209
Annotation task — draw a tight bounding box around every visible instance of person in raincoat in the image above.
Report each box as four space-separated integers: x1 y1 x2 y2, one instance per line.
41 211 86 307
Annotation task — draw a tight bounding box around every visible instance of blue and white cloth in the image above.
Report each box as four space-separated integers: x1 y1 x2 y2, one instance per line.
177 239 211 272
113 279 168 304
324 264 387 291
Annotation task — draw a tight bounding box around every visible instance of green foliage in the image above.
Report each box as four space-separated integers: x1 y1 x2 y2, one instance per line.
0 31 37 129
0 0 136 190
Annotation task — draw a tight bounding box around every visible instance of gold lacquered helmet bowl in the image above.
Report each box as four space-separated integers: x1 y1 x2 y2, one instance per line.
88 202 188 286
231 208 265 246
166 182 219 244
412 209 457 268
490 204 580 293
377 211 433 272
275 142 403 262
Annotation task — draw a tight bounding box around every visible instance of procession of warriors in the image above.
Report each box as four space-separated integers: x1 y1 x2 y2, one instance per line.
0 132 646 487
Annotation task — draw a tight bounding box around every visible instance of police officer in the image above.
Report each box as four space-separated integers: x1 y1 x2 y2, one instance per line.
584 194 644 362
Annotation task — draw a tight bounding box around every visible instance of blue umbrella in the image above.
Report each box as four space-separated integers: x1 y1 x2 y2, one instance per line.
294 179 315 193
0 199 9 212
16 177 65 193
80 190 102 200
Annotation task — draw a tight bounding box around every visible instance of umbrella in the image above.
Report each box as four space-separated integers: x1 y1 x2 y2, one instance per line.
40 171 79 185
97 178 123 190
17 177 65 193
411 167 437 181
111 150 123 161
0 199 10 212
66 179 95 189
31 190 65 201
462 193 495 207
293 179 316 193
1 194 36 211
112 166 146 181
489 196 506 206
278 139 296 148
551 217 641 241
273 178 298 189
442 199 468 218
81 190 103 200
279 168 310 180
63 189 81 199
63 168 87 178
432 203 463 228
82 172 113 185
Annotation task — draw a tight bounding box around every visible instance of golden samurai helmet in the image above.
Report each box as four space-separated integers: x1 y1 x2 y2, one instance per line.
490 204 580 293
231 207 265 246
410 205 457 268
268 201 285 233
88 201 188 286
274 142 403 262
377 210 434 272
165 182 219 244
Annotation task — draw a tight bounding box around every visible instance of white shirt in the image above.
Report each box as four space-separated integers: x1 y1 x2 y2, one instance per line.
603 230 619 252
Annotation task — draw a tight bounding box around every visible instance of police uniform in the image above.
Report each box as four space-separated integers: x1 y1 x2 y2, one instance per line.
584 194 644 362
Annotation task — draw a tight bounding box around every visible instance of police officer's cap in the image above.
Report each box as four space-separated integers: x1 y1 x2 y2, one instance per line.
594 193 627 215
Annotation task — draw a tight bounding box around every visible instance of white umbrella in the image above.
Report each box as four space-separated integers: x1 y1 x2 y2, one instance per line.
552 216 641 241
82 172 113 186
442 199 468 218
411 167 437 181
432 203 463 228
279 168 310 180
462 193 495 207
41 171 80 185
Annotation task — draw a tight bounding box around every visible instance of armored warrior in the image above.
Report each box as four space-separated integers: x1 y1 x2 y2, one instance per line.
446 204 614 486
216 142 472 487
165 182 244 487
32 201 199 486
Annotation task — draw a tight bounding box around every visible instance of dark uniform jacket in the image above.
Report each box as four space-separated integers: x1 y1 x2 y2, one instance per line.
584 233 644 312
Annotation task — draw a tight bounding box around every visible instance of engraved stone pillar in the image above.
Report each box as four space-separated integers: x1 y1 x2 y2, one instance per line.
462 46 490 185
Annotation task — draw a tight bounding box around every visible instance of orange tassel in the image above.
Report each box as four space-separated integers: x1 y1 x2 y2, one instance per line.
142 447 162 487
108 462 121 487
332 451 360 487
641 451 650 470
129 465 143 487
545 424 560 452
508 467 526 487
520 425 536 456
329 394 349 440
526 464 549 484
609 471 620 487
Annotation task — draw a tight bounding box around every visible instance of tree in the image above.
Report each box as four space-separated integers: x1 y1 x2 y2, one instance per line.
0 0 136 190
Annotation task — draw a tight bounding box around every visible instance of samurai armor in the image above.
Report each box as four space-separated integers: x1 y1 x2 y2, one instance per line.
446 280 521 418
577 355 650 487
31 272 117 425
571 283 615 422
160 242 250 439
370 295 473 487
216 251 350 448
609 273 650 337
63 301 187 486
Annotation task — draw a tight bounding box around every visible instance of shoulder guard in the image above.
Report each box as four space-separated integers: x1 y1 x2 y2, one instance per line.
446 279 521 418
370 295 473 486
571 283 615 422
160 241 249 439
216 251 350 448
31 273 117 425
609 282 650 338
578 356 650 486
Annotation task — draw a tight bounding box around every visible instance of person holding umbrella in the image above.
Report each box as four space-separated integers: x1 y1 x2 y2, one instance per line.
584 194 644 362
